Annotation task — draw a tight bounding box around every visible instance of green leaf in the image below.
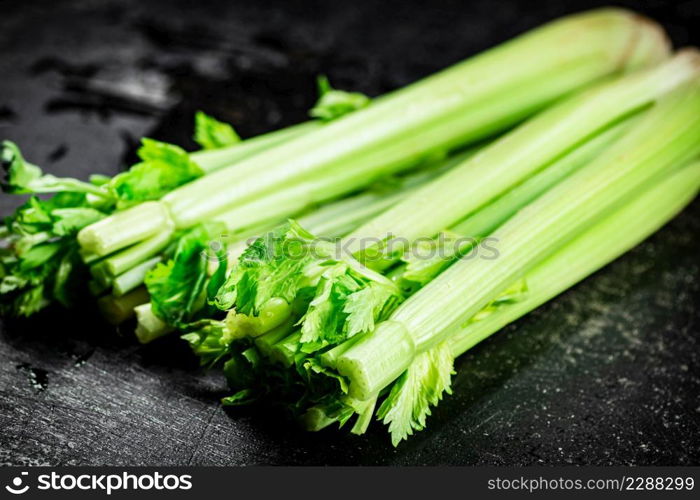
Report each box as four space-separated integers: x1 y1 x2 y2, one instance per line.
1 141 112 198
303 357 349 395
217 219 402 353
9 197 53 234
377 342 454 446
181 319 231 366
51 208 106 236
109 138 204 208
194 111 241 150
1 141 42 193
145 221 225 326
298 263 402 349
221 389 257 406
215 221 319 315
14 284 48 316
19 242 62 272
52 247 85 307
309 76 371 122
344 282 397 337
0 188 103 316
223 348 261 393
299 267 361 345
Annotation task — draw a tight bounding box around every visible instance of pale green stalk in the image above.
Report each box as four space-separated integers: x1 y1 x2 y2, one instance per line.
98 287 151 325
318 155 700 435
450 117 635 238
79 8 668 256
78 201 170 256
112 257 163 297
128 170 440 338
393 116 639 284
345 52 698 256
336 80 700 400
191 121 320 173
134 303 174 343
103 221 174 276
121 150 470 308
448 159 700 357
210 147 475 236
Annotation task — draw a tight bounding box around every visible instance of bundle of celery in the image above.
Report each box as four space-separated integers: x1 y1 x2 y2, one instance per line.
95 8 668 335
1 7 695 448
178 51 700 444
127 147 477 340
0 78 370 316
68 8 669 325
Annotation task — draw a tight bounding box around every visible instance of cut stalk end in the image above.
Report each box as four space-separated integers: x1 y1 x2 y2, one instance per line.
336 320 415 401
134 303 174 344
78 201 172 256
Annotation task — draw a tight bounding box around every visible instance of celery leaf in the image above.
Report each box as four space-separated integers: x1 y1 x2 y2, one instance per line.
109 138 204 208
1 141 112 198
145 221 225 326
377 342 454 446
309 75 371 122
1 193 108 316
194 111 241 150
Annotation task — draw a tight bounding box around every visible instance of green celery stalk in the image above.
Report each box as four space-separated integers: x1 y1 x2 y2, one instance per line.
104 148 473 300
224 52 698 366
336 80 700 400
191 121 320 173
79 8 669 256
395 115 639 286
209 147 476 237
112 257 163 297
98 287 151 325
103 221 174 276
450 117 635 238
319 157 700 441
129 161 460 337
265 117 640 361
448 159 700 357
134 303 173 343
78 201 170 256
344 51 699 256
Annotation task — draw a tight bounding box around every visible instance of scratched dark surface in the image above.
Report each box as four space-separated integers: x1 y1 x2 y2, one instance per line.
1 0 699 466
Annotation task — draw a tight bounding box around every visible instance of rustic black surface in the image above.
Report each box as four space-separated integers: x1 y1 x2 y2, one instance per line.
1 0 699 466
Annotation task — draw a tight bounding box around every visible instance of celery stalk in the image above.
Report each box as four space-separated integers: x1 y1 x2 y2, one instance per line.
448 159 700 357
104 221 174 276
191 121 320 173
112 257 163 297
134 303 174 343
98 287 151 325
117 156 457 313
345 52 699 256
394 116 639 287
78 201 170 256
79 8 669 257
226 52 698 373
337 80 700 400
450 117 636 238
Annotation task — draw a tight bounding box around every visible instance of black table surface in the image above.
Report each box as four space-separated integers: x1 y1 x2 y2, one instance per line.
1 0 699 466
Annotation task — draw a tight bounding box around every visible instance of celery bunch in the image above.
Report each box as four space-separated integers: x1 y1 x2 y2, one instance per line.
0 79 367 316
72 8 668 324
2 7 696 448
191 53 700 444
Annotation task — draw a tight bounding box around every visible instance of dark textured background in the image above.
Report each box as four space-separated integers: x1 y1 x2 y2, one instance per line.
0 0 699 466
